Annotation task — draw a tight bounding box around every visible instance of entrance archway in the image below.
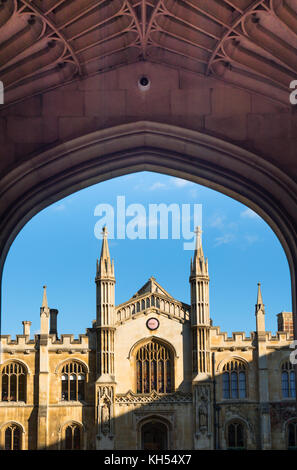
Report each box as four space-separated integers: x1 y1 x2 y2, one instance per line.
1 121 297 340
141 420 168 450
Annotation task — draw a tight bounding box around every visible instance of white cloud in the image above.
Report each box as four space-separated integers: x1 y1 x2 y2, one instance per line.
52 203 66 212
208 214 226 230
189 188 199 199
149 182 167 191
214 233 235 247
240 208 259 219
172 177 191 188
244 234 259 245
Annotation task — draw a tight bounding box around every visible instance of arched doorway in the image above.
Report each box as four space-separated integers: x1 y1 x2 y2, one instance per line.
141 421 168 450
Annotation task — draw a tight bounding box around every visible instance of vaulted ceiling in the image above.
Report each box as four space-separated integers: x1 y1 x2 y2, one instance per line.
1 0 297 104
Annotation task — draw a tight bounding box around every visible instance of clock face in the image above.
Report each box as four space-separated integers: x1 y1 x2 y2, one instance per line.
146 318 159 330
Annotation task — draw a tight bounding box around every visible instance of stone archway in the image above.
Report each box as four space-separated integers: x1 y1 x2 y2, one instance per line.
1 120 297 340
141 420 169 450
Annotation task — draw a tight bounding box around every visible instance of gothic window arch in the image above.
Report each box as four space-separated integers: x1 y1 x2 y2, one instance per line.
281 361 296 398
134 340 174 394
222 359 247 399
287 420 297 449
3 423 23 450
1 362 26 402
226 421 246 450
63 423 82 450
60 362 86 401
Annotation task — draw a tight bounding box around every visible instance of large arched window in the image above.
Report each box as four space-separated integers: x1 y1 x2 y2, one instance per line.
287 421 297 449
64 423 82 450
4 424 22 450
61 362 86 401
1 362 26 402
222 360 247 399
281 361 296 398
227 421 246 450
135 340 173 394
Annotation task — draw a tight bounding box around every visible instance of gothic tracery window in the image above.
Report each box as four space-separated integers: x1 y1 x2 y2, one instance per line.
281 361 296 398
222 360 247 399
135 340 173 394
61 362 86 401
4 424 22 450
227 421 245 449
64 423 82 450
1 362 26 402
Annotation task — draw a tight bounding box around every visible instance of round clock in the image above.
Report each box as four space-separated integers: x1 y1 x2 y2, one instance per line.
146 317 159 330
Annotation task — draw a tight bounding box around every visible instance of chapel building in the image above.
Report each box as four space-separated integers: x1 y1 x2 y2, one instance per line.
0 227 296 450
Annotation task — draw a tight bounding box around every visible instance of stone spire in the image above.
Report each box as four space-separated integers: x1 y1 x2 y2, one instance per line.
96 226 114 279
256 282 264 307
95 226 116 382
255 282 265 333
254 282 270 449
42 285 48 309
191 226 208 277
40 285 50 334
190 226 211 378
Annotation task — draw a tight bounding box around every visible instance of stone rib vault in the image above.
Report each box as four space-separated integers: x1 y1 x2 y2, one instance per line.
1 0 297 105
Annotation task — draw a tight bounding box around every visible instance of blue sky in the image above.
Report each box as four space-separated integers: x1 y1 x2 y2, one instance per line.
1 171 292 338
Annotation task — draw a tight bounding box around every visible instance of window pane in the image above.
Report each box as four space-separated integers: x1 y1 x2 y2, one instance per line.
137 361 142 393
231 372 238 398
10 375 17 401
62 377 68 400
151 360 157 392
2 375 8 401
143 361 149 393
290 371 296 398
223 372 230 399
158 361 164 393
78 378 85 401
18 374 25 402
166 361 171 393
239 372 246 398
70 375 76 400
282 371 289 398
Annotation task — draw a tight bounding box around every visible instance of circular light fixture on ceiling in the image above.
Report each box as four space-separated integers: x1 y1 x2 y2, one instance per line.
138 76 151 91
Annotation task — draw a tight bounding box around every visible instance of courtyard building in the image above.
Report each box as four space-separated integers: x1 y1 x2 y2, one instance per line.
0 228 295 450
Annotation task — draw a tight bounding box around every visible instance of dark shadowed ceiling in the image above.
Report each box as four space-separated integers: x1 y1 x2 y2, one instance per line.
1 0 297 104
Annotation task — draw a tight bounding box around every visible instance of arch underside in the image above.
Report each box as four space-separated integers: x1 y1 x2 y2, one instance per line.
1 1 296 105
0 120 297 334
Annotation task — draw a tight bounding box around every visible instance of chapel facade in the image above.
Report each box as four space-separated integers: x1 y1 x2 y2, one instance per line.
0 227 296 450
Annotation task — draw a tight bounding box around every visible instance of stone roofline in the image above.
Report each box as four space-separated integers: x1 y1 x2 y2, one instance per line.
116 291 190 310
115 292 190 325
0 333 90 346
210 326 294 344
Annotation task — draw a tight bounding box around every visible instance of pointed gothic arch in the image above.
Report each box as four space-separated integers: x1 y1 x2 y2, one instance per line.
0 121 296 342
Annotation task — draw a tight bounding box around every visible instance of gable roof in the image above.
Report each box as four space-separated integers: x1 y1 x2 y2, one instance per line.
131 276 174 300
